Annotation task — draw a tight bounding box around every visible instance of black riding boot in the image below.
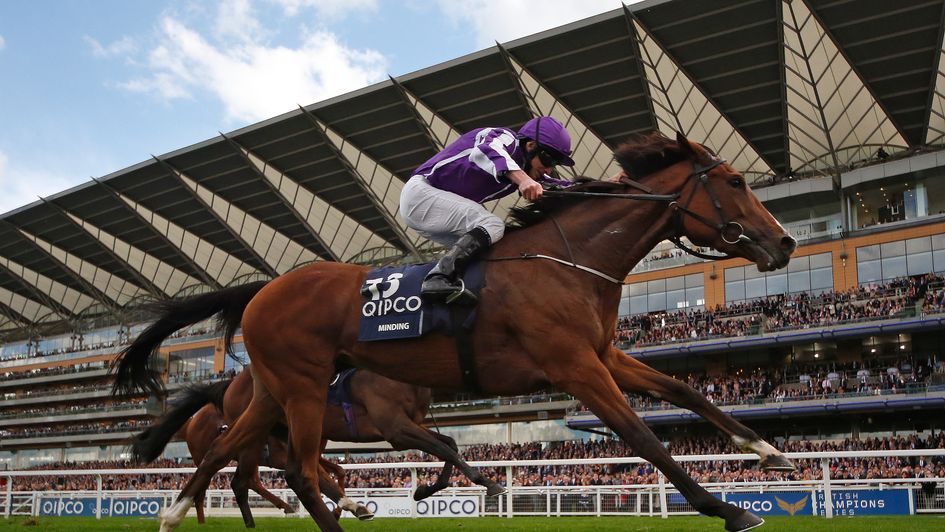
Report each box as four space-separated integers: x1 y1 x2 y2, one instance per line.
421 227 491 303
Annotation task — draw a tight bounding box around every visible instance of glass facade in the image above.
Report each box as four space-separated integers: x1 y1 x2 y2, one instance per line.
725 252 833 303
621 273 705 316
224 342 249 373
856 233 945 284
168 346 215 380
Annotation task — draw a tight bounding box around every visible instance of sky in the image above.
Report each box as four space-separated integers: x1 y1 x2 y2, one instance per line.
0 0 634 215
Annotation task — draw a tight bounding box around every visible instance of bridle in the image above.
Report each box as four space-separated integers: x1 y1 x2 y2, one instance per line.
492 156 755 284
666 157 753 261
544 157 752 261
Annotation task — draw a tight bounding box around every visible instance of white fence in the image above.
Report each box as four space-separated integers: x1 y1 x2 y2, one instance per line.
2 450 944 520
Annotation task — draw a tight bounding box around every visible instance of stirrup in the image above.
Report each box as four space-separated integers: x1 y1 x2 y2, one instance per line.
445 278 477 305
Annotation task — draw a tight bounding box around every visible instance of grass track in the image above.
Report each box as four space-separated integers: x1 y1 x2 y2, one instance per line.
3 516 944 531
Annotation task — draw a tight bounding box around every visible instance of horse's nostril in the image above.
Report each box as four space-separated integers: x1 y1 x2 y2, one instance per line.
781 235 797 254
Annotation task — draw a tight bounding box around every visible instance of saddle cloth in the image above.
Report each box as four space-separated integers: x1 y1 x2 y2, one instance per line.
357 260 485 342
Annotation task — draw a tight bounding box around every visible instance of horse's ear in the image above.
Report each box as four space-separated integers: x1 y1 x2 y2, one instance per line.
676 131 697 159
676 131 710 163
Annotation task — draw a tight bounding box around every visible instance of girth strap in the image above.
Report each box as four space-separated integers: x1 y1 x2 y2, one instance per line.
449 304 481 392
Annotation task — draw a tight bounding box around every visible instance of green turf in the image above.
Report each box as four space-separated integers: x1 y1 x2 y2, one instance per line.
3 516 944 531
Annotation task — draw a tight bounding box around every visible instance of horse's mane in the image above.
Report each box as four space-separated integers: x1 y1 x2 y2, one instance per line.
507 132 690 231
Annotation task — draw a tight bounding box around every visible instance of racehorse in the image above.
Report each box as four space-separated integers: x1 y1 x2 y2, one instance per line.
176 404 296 525
114 132 797 532
131 366 503 527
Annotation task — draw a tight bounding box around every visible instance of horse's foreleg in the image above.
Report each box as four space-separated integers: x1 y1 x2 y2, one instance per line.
383 423 505 499
231 459 256 528
605 347 793 471
549 356 763 532
194 490 206 524
159 394 278 532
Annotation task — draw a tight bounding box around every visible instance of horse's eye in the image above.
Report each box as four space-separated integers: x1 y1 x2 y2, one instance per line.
729 178 744 189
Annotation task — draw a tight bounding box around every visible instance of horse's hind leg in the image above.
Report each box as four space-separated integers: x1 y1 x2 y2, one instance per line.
159 393 279 532
549 354 763 532
605 347 793 471
279 399 341 531
250 468 295 515
317 457 373 520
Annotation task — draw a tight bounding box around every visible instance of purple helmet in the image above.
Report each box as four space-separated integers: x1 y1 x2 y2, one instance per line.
518 116 575 167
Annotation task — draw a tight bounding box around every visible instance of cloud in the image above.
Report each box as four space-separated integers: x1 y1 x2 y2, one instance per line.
118 12 387 124
270 0 378 19
0 34 5 51
84 35 138 58
436 0 625 48
0 150 80 215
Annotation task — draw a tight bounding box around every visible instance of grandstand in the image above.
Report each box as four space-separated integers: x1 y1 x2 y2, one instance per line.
2 0 945 523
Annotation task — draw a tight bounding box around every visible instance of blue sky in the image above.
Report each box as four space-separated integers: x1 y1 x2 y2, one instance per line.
0 0 630 215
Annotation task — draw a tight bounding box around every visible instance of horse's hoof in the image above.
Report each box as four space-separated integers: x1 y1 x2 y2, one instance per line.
354 506 375 521
332 506 342 521
413 487 432 501
284 506 297 514
726 510 764 531
759 454 795 471
486 484 508 497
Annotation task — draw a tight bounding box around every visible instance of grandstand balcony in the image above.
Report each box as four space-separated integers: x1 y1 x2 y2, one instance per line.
0 365 110 390
0 425 140 449
0 402 153 429
624 308 945 360
565 383 945 430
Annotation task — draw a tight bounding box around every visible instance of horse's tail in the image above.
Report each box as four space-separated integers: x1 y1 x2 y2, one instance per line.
130 380 232 463
110 280 269 396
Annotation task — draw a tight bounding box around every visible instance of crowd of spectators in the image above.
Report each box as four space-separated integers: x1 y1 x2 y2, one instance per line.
616 274 943 348
9 433 943 492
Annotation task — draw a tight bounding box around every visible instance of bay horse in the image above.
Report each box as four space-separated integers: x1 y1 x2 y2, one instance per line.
114 132 797 532
131 367 503 527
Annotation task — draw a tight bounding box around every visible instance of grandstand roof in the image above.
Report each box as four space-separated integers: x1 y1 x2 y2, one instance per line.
2 0 945 331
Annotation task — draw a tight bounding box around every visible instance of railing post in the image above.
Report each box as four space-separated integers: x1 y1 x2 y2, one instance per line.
4 476 11 517
505 465 514 518
410 467 418 518
821 458 833 519
546 489 551 517
95 475 103 519
657 471 668 518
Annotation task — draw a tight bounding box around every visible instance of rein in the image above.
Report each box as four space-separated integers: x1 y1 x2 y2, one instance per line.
489 157 748 282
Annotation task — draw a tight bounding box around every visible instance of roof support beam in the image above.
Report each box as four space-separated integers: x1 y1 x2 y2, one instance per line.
622 6 660 133
91 178 223 291
0 301 35 330
0 220 120 316
297 105 422 260
783 0 841 185
0 262 75 321
389 76 448 151
40 198 166 299
151 156 280 279
218 133 341 262
923 0 945 145
776 0 791 176
801 0 912 149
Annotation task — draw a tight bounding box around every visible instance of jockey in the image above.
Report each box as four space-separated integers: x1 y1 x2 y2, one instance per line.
400 116 575 302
